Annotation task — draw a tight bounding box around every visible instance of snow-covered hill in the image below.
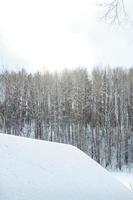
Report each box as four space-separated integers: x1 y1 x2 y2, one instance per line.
0 133 132 200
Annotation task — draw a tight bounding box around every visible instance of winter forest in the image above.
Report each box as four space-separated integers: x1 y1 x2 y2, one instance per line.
0 67 133 170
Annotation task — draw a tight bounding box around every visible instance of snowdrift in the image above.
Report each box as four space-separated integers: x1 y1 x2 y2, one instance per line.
0 133 132 200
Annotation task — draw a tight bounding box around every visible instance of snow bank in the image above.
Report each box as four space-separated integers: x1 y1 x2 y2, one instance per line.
0 133 132 200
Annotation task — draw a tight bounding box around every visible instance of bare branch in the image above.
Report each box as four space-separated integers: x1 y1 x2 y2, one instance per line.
99 0 128 25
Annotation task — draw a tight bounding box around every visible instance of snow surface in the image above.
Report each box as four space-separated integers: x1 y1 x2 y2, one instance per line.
0 133 132 200
112 172 133 191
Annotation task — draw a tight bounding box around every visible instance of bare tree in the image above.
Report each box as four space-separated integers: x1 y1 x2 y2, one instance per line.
99 0 128 24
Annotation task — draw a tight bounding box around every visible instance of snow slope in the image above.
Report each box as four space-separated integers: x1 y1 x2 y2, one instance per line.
0 133 132 200
112 172 133 191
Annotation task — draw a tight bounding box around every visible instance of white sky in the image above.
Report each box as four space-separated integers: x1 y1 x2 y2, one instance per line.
0 0 133 73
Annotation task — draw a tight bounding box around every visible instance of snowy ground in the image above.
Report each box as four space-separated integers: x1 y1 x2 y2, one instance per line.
0 133 133 200
112 172 133 192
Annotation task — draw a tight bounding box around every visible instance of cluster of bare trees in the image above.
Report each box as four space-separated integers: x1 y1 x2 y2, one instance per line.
0 67 133 169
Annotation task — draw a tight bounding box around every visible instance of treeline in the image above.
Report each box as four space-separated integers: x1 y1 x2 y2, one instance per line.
0 67 133 170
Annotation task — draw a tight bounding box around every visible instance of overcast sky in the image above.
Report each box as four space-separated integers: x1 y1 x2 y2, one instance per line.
0 0 133 73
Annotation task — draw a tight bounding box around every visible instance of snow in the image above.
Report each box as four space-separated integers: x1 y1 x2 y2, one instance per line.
0 133 132 200
112 172 133 191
